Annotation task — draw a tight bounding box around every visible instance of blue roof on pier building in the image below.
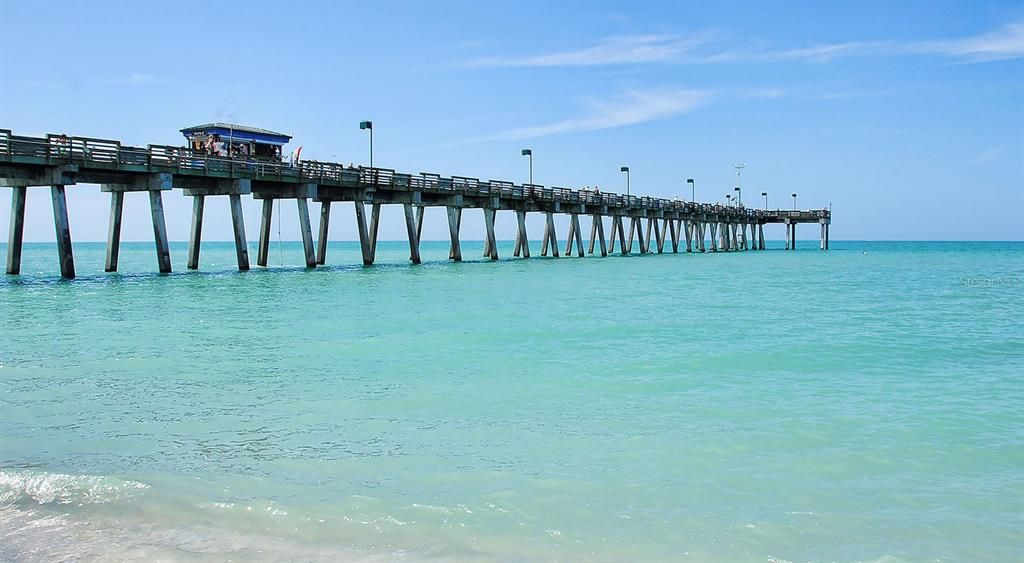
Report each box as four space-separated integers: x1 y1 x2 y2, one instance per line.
180 123 292 146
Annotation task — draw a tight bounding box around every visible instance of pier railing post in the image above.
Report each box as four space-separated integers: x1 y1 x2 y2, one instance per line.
104 191 124 272
403 203 421 264
258 198 273 267
50 185 75 279
297 197 316 267
6 186 27 275
188 195 205 269
148 189 172 273
316 201 330 265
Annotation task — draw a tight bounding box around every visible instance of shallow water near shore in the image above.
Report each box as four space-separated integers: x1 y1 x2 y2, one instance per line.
1 240 1022 561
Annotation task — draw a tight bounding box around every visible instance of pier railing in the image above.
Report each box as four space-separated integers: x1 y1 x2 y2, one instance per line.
0 130 830 222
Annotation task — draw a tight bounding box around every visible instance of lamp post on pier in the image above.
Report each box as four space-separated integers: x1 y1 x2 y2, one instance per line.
687 178 694 202
792 193 797 210
620 166 630 197
734 186 742 207
762 191 768 210
521 149 533 186
359 121 373 169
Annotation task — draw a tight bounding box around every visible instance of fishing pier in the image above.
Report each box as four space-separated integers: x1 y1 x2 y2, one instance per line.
1 129 831 279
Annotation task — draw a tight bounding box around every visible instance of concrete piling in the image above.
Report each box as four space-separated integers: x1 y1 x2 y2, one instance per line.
403 203 421 264
369 203 381 263
297 198 316 267
50 185 75 279
354 202 373 266
6 186 26 275
104 191 123 272
187 195 205 269
446 206 462 262
228 193 249 271
148 190 172 273
316 201 330 265
514 210 529 258
483 208 498 260
571 214 585 257
258 198 273 267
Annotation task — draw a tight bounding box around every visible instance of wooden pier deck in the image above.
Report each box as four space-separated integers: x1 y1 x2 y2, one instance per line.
0 129 831 279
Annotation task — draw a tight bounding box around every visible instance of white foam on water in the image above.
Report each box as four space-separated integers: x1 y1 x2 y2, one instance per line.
0 469 149 506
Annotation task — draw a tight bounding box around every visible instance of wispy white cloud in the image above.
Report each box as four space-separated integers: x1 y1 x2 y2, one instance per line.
468 35 710 67
491 88 710 140
970 146 1004 163
909 23 1024 62
741 87 787 99
469 23 1023 67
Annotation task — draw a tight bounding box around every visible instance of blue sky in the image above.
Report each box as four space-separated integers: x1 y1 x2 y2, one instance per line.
1 0 1021 243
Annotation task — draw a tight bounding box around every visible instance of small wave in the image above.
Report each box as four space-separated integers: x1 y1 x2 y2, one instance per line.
0 469 149 506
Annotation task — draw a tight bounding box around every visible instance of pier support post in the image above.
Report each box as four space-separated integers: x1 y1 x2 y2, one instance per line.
791 223 796 250
355 202 373 266
316 201 330 265
416 206 425 243
625 218 635 254
6 187 26 275
607 216 618 255
616 216 628 254
258 198 273 267
541 212 559 257
571 214 585 257
709 222 718 252
188 195 205 269
759 223 765 250
594 215 607 257
149 190 172 273
369 203 381 263
588 216 598 254
447 206 462 261
654 219 665 253
50 185 75 279
104 191 124 272
228 194 249 271
297 198 316 267
483 208 498 260
564 215 574 255
403 203 421 264
664 218 675 253
683 219 692 253
825 223 829 250
514 210 529 258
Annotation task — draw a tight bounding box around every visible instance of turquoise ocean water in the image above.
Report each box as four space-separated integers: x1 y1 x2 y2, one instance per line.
1 240 1021 562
